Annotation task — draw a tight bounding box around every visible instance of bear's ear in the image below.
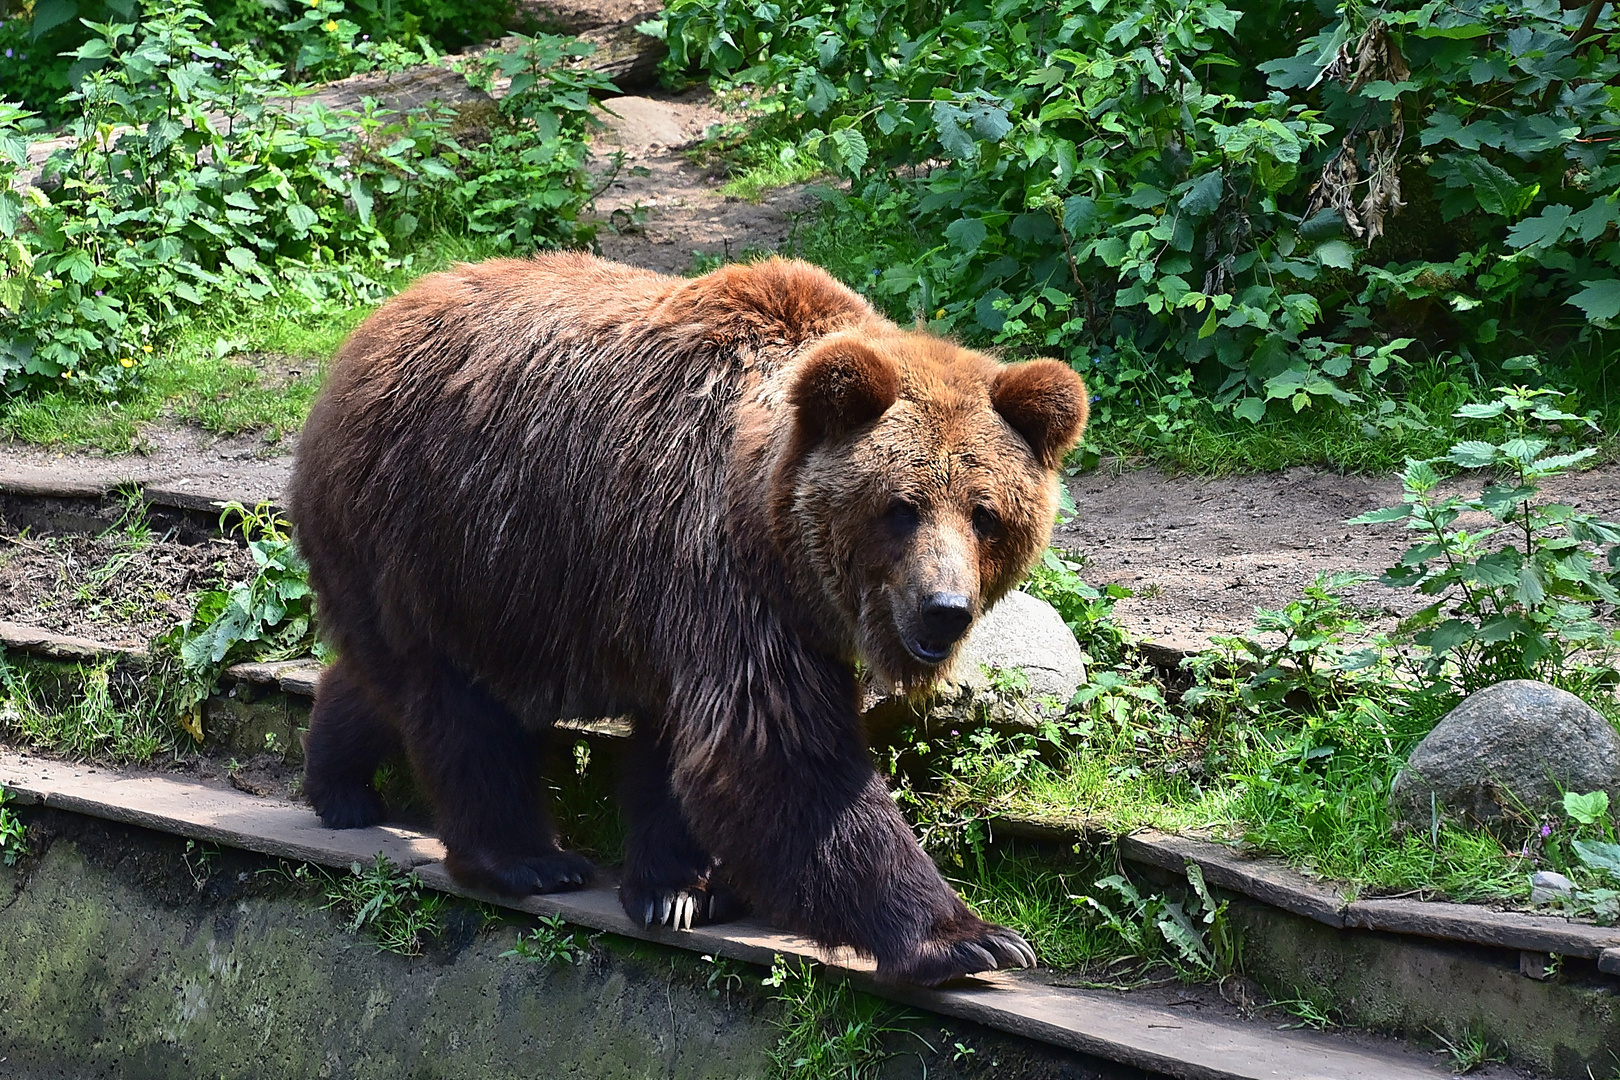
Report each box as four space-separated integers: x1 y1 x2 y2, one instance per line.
991 359 1088 469
790 338 900 440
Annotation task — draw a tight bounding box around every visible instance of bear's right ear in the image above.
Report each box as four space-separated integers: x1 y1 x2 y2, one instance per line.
790 338 900 440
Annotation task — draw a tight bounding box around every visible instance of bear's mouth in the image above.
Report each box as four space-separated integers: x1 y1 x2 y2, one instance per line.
901 634 954 666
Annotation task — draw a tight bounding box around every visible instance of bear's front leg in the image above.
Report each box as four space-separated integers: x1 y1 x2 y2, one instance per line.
618 726 747 930
667 700 1035 985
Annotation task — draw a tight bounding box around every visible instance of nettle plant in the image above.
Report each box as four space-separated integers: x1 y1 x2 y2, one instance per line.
1351 384 1620 692
0 5 604 397
663 0 1618 420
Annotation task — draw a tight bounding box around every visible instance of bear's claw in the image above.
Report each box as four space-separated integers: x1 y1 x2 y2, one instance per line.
621 882 746 931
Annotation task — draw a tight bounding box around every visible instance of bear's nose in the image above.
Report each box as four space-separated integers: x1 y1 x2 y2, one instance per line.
918 593 973 647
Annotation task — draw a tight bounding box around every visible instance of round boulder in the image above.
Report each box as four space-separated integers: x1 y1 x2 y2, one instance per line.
1390 679 1620 830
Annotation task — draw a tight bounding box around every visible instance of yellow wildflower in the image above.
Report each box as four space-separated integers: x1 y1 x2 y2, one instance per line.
324 19 338 31
141 343 153 354
120 357 135 368
935 308 946 319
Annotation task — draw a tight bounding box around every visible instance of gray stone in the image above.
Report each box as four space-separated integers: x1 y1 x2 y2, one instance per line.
956 590 1088 704
1530 870 1575 904
862 591 1086 741
1390 679 1620 830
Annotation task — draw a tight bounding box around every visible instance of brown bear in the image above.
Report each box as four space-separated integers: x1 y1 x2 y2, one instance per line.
289 253 1087 985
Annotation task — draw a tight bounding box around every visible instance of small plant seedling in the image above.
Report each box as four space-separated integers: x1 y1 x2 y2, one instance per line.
762 955 916 1080
503 914 588 967
1430 1023 1506 1075
0 786 27 866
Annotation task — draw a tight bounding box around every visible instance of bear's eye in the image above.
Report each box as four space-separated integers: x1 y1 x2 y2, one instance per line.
885 499 920 533
972 505 1001 539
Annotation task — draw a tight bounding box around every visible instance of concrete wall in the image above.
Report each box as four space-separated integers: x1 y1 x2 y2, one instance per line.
1229 897 1620 1078
0 809 1143 1080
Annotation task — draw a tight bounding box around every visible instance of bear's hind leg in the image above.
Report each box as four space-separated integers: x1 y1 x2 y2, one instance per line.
402 659 593 896
304 659 401 830
618 727 746 930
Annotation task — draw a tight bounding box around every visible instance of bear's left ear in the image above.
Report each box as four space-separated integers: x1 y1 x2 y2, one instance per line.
790 338 900 440
991 359 1088 469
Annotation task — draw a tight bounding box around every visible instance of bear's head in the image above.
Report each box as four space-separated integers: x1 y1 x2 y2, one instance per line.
780 329 1088 691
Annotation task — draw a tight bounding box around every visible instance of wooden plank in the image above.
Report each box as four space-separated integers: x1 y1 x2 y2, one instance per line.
0 621 142 662
0 751 442 871
0 748 1446 1080
1121 830 1348 929
1343 898 1620 960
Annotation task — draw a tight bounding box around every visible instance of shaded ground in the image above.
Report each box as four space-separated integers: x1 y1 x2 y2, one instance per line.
587 91 814 273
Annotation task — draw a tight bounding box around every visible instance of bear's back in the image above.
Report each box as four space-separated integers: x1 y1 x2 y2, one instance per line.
291 254 876 716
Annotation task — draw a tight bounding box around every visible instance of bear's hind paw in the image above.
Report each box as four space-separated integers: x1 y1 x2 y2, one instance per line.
447 849 595 896
310 784 386 830
886 923 1037 986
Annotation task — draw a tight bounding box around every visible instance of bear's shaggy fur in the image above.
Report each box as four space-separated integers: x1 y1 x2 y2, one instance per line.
290 253 1087 984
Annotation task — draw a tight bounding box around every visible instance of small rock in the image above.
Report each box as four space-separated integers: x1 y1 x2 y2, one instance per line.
1529 870 1575 904
862 591 1086 741
1390 679 1620 831
955 590 1088 703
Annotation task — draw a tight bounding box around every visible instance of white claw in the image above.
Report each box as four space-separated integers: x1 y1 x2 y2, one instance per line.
678 894 695 930
642 900 655 927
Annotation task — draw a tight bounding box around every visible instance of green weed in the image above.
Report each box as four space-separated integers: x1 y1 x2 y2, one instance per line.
321 855 447 955
503 913 589 966
762 956 915 1080
1431 1023 1507 1075
0 785 27 867
0 655 183 763
1351 385 1620 694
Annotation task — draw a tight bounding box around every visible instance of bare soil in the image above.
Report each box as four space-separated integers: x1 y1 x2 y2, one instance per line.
0 516 253 648
1064 461 1620 645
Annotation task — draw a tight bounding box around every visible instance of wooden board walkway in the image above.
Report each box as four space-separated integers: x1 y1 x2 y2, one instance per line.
0 749 1453 1080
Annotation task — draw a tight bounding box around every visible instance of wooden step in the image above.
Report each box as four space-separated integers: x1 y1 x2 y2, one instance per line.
0 749 1451 1080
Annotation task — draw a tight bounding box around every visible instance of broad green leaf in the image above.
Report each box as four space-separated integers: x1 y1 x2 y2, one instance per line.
1505 204 1572 249
1314 240 1354 269
1446 440 1498 468
1233 397 1266 423
1575 839 1620 881
1453 157 1535 217
1569 279 1620 322
945 216 988 253
1179 170 1223 217
1454 402 1506 419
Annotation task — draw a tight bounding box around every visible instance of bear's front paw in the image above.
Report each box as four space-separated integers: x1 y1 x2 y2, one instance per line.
446 848 595 897
619 881 747 931
309 783 386 830
885 918 1037 986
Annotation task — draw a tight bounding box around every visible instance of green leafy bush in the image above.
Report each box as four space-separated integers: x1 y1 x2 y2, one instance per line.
0 0 516 118
0 5 605 397
1351 385 1620 692
659 0 1618 421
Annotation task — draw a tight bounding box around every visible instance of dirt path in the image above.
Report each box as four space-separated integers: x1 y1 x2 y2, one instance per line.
1065 463 1620 645
585 91 812 273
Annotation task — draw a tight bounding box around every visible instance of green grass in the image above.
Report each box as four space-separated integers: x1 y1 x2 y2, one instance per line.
716 138 825 202
0 235 509 452
0 655 185 763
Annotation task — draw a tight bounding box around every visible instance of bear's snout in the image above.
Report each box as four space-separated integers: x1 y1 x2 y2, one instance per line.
911 592 973 661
